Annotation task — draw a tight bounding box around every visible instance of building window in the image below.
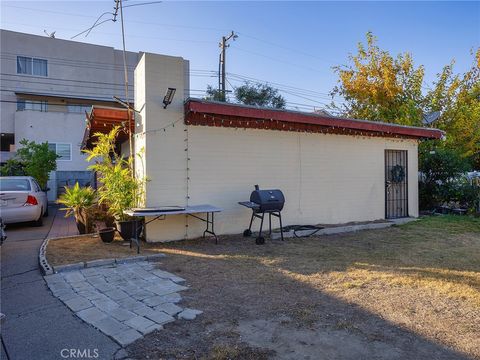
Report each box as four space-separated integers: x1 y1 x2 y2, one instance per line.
17 56 48 76
48 143 72 161
67 104 91 113
17 100 48 112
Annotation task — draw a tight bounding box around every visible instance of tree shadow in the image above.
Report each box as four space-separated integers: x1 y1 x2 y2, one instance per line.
130 230 478 359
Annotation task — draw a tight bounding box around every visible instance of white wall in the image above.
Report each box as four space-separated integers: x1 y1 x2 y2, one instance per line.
143 125 419 242
135 54 420 243
15 110 88 172
15 110 91 201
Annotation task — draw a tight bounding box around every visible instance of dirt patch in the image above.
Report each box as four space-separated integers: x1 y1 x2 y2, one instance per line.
127 216 480 359
46 234 165 266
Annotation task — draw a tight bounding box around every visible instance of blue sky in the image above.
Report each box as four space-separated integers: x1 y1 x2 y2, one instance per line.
1 1 479 111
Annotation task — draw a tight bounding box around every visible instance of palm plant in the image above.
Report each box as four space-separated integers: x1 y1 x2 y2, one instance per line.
57 182 96 234
83 126 146 221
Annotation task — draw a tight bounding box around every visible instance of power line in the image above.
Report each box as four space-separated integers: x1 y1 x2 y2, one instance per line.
72 18 114 39
227 73 337 101
2 21 218 45
0 88 128 101
1 4 229 33
0 72 134 87
123 1 163 9
236 31 335 65
226 72 333 98
70 1 163 40
0 98 119 106
225 75 343 109
0 52 138 70
231 46 329 74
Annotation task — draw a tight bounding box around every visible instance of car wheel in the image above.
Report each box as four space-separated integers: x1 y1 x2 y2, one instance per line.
43 207 49 217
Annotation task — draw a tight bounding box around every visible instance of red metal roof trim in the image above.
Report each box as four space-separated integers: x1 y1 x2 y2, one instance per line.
185 99 443 140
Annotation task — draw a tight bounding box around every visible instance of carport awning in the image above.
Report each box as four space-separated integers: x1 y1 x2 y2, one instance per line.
185 98 444 140
82 106 134 150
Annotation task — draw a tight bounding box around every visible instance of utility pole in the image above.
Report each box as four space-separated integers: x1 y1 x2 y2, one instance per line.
218 31 237 100
117 0 133 166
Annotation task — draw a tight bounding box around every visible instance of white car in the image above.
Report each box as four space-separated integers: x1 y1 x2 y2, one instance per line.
0 176 48 226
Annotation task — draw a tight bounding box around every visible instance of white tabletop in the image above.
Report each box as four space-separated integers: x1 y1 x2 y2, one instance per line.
124 204 222 217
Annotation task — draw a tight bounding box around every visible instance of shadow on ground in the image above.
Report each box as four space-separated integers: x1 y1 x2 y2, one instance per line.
127 216 479 359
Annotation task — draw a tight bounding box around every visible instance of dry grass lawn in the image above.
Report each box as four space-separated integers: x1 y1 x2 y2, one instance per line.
47 234 165 266
47 216 480 359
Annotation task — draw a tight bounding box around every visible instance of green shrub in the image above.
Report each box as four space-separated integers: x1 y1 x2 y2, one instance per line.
419 146 478 211
16 139 58 189
0 159 25 176
0 140 58 189
57 182 96 234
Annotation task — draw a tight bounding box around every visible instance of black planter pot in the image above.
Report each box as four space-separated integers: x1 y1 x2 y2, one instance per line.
115 220 142 241
98 227 115 243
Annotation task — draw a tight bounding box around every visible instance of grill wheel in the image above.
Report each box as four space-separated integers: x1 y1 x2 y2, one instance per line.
255 236 265 245
243 229 252 237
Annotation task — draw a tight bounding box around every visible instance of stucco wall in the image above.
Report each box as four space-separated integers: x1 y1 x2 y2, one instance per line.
15 110 91 200
15 110 89 171
133 52 419 242
0 29 138 133
142 125 418 242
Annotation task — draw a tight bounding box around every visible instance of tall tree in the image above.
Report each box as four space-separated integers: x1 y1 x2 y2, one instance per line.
425 50 480 168
234 82 286 109
332 32 479 168
331 32 425 126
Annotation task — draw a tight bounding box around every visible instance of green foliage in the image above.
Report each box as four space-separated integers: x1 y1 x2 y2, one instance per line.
333 32 480 167
425 50 480 168
0 158 25 176
83 126 146 221
234 82 286 109
14 139 58 189
57 182 96 233
419 147 477 210
332 32 425 126
205 85 226 102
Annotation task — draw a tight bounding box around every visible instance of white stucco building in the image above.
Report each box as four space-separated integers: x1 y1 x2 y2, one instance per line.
85 53 442 242
0 29 139 200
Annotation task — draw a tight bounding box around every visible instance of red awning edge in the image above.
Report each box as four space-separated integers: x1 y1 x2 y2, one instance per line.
184 98 444 140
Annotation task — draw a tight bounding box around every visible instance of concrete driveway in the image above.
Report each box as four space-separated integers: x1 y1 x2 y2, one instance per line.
1 207 122 360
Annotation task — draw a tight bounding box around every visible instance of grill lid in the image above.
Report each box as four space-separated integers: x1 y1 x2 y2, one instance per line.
249 185 285 212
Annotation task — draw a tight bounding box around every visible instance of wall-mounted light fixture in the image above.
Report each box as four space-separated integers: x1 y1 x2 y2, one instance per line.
163 87 176 109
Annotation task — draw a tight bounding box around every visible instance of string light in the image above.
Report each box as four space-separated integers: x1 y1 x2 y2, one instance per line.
134 115 184 138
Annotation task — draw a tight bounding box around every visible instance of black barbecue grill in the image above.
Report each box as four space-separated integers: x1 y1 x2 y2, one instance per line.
239 185 285 244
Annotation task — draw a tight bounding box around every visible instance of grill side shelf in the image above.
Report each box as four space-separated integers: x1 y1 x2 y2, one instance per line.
238 201 260 210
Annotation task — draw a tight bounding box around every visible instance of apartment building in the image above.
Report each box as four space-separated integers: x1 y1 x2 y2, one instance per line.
0 29 139 200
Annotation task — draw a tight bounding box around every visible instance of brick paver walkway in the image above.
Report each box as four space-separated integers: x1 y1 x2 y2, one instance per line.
44 261 202 346
47 209 78 238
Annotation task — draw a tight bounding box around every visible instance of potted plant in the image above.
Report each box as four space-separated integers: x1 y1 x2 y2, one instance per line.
98 226 115 243
84 126 146 241
57 182 96 234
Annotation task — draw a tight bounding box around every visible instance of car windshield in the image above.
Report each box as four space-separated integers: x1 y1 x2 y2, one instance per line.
0 179 31 191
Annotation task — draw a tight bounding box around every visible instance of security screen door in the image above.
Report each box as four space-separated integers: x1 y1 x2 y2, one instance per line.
385 150 408 219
